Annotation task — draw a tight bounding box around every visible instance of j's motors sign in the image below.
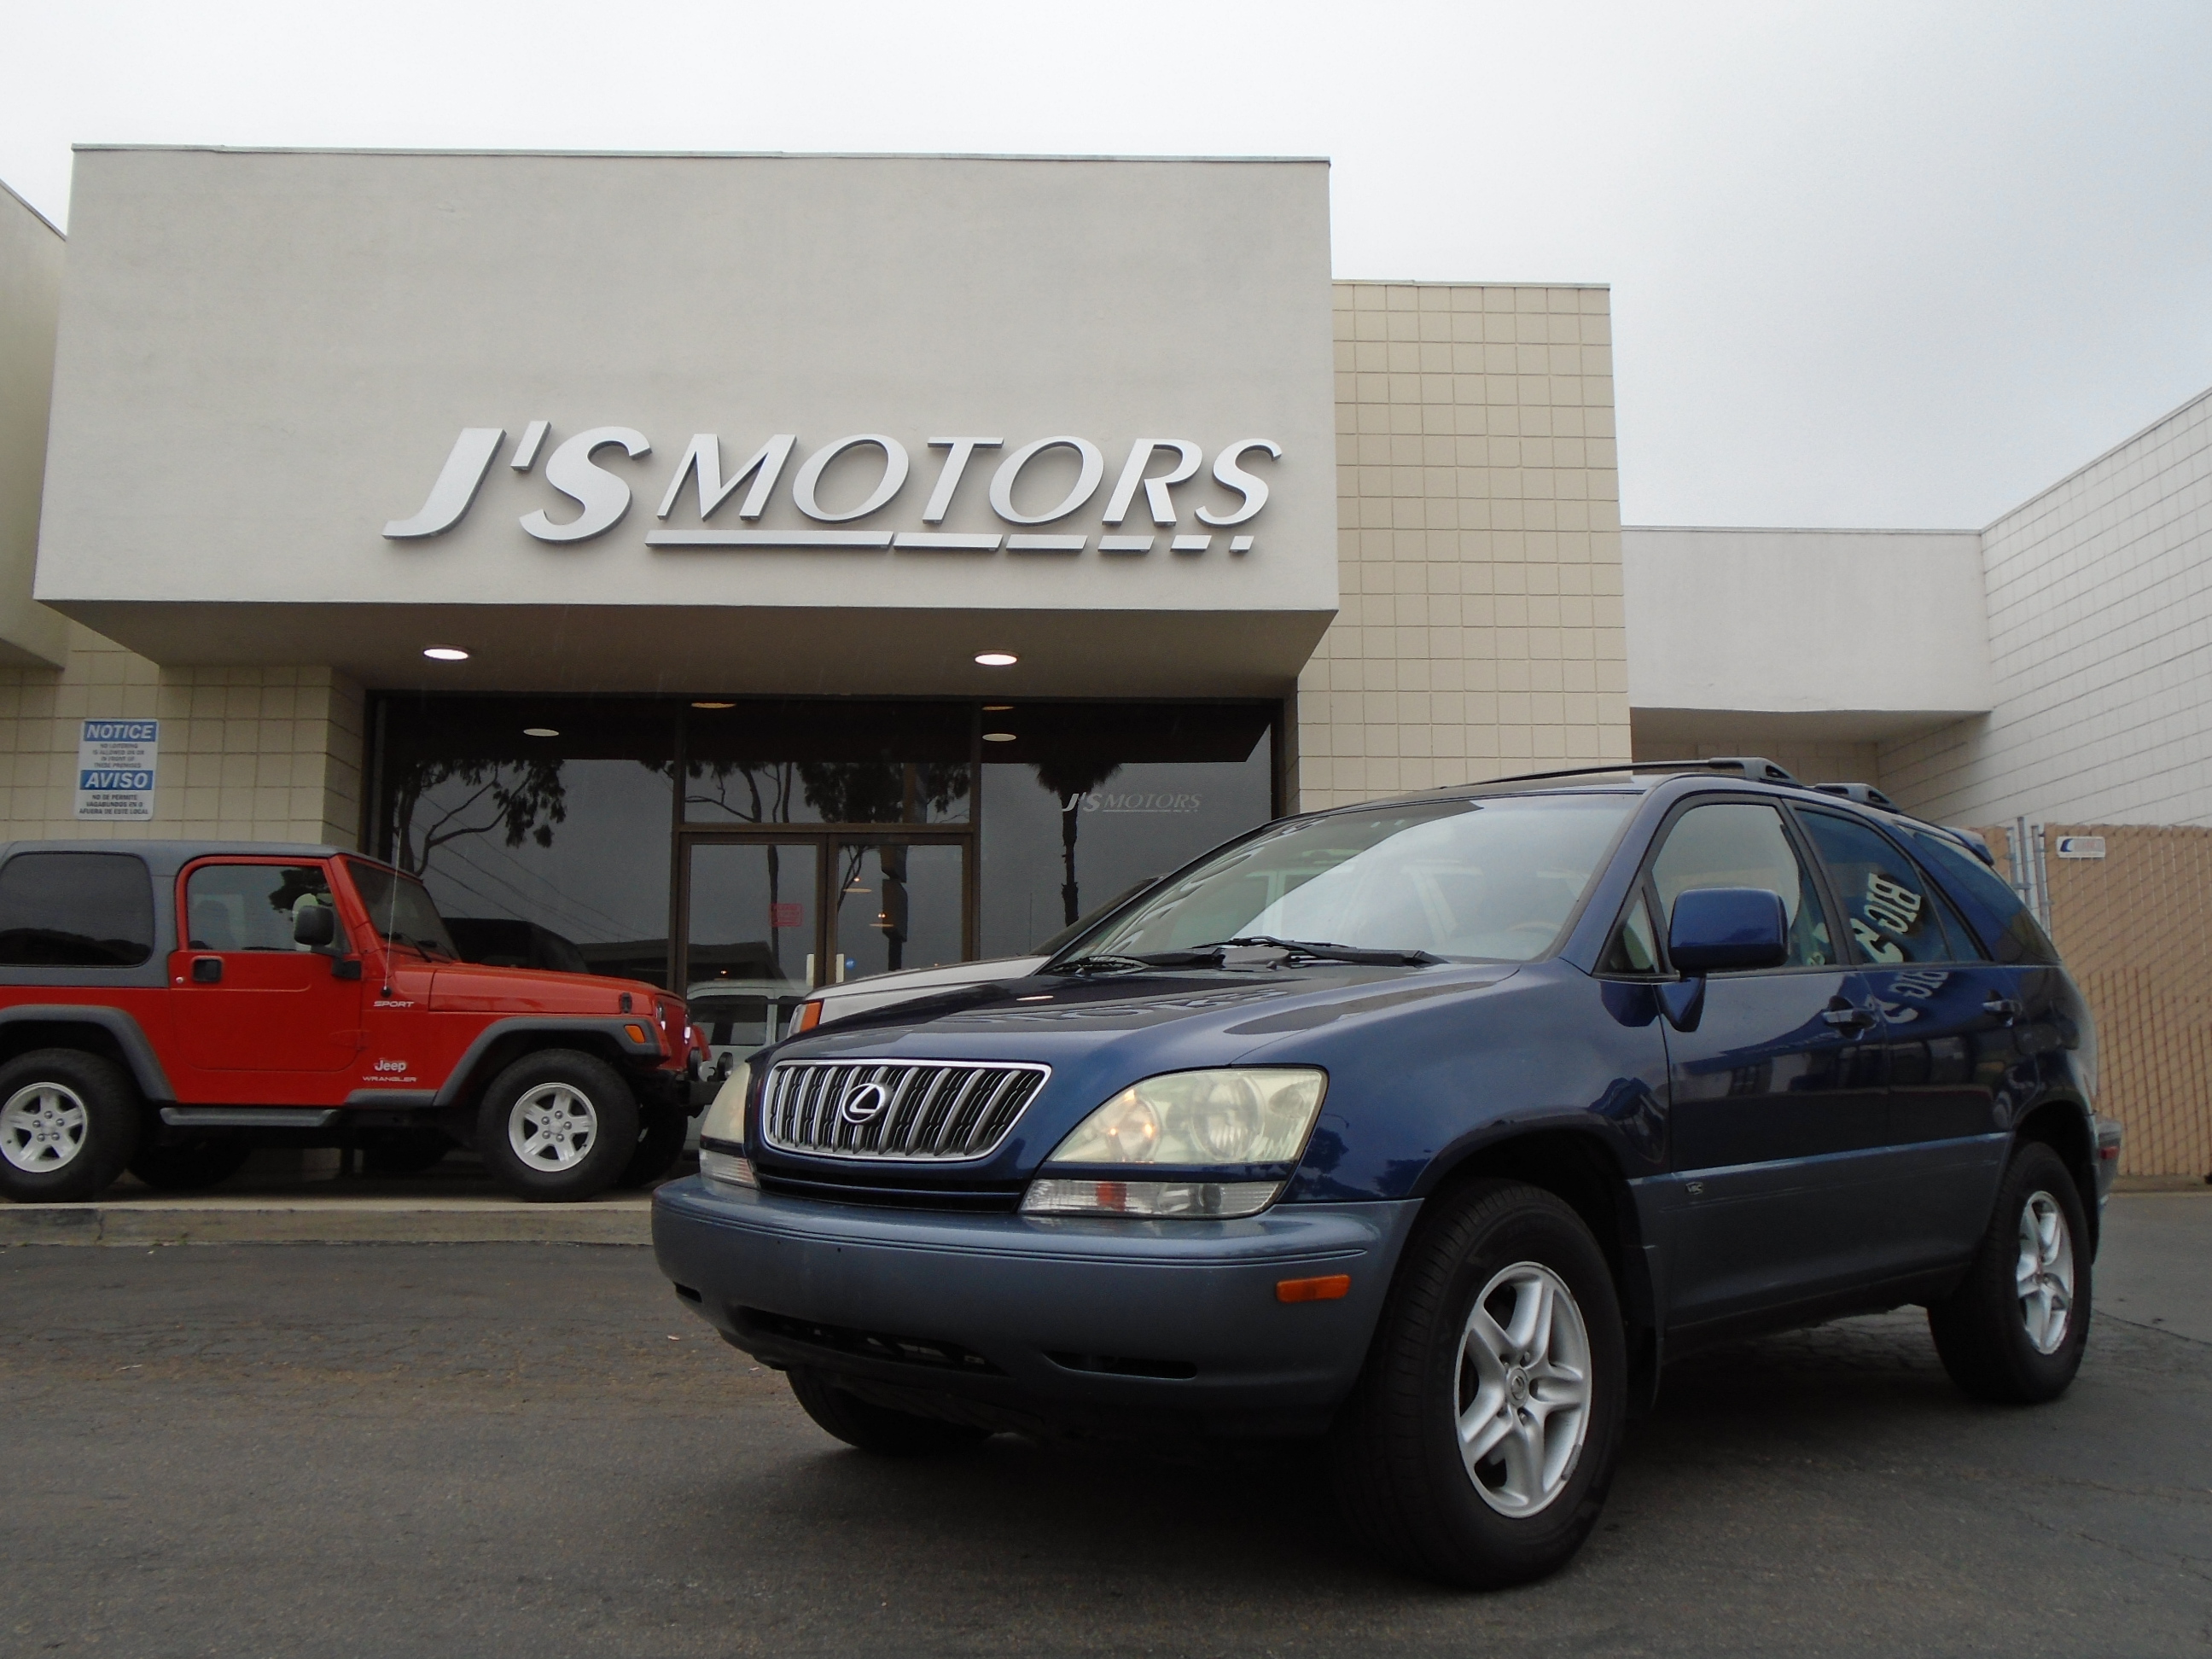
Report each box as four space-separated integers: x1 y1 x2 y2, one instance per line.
383 427 1280 556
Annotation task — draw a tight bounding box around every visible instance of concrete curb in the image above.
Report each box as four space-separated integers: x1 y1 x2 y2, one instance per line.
0 1198 654 1246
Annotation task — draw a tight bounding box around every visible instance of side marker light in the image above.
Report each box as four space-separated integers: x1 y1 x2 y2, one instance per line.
1277 1274 1351 1303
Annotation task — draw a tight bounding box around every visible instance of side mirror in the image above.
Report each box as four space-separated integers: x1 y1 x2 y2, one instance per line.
293 905 336 949
1668 888 1789 975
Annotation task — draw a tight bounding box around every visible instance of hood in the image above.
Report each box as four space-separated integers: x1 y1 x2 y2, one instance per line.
427 959 682 1019
814 954 1048 1023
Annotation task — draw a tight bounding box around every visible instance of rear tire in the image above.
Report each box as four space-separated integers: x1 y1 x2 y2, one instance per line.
127 1137 251 1192
1330 1179 1626 1589
617 1104 689 1188
1928 1140 2092 1404
0 1049 139 1203
476 1050 638 1202
786 1366 993 1456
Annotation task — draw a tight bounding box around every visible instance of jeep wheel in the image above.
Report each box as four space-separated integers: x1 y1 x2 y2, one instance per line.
617 1104 689 1189
127 1137 251 1192
476 1050 639 1202
1928 1140 2093 1404
1330 1179 1626 1589
0 1049 140 1203
787 1366 993 1456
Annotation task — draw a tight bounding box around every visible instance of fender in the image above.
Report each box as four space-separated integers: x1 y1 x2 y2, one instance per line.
428 1017 671 1109
0 1004 176 1103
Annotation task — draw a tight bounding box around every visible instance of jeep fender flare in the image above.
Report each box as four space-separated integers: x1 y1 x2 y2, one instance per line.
429 1017 669 1109
0 1004 175 1103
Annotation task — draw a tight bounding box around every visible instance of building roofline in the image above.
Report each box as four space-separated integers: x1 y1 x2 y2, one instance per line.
0 174 63 240
1623 524 1979 537
1335 277 1611 291
71 143 1330 166
1982 381 2212 533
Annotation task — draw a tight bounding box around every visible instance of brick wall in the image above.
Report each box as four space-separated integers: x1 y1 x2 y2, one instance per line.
1295 281 1631 807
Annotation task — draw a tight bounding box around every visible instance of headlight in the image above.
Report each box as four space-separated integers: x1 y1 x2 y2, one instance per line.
1022 1068 1325 1219
700 1150 756 1190
699 1070 746 1146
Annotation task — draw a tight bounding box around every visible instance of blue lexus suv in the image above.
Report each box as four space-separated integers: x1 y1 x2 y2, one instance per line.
654 758 2117 1587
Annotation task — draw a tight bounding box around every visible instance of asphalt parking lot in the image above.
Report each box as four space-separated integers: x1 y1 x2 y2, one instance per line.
3 1195 2207 1658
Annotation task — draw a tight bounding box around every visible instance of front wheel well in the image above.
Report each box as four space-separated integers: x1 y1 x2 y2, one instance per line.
450 1032 637 1110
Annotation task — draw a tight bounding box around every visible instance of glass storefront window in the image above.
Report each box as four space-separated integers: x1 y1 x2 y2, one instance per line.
375 697 677 987
976 703 1276 958
831 841 964 980
684 701 972 825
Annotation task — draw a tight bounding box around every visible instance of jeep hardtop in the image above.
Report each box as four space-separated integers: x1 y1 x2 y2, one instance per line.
0 841 716 1202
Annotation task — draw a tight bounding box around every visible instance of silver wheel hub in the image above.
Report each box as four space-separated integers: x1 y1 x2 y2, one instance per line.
2017 1189 2075 1356
1 1083 90 1173
1454 1260 1592 1517
509 1083 598 1171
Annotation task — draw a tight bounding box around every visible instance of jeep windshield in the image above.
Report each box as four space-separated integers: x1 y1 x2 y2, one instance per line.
344 859 461 959
1060 794 1638 967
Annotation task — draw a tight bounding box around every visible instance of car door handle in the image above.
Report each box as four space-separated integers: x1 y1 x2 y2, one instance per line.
1822 1004 1877 1030
1983 995 2025 1022
189 957 223 984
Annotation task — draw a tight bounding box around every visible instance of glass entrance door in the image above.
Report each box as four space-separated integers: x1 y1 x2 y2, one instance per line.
683 841 818 1073
830 840 966 982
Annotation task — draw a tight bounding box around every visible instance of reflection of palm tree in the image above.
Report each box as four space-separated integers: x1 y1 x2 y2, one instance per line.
390 760 568 876
1033 759 1122 927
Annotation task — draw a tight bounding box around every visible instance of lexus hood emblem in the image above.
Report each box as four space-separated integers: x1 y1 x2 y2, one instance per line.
838 1082 890 1125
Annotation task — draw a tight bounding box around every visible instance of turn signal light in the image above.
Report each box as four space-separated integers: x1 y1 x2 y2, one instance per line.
623 1022 649 1045
793 1001 824 1033
1276 1274 1351 1303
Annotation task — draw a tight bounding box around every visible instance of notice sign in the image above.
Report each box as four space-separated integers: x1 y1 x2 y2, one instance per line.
769 902 805 929
74 719 159 820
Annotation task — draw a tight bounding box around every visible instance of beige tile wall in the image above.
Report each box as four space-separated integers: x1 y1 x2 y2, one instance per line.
0 622 364 845
1295 282 1629 808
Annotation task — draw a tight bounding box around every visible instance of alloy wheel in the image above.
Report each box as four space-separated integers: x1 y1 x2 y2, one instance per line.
509 1083 599 1170
1453 1260 1593 1516
0 1082 90 1173
2017 1189 2075 1355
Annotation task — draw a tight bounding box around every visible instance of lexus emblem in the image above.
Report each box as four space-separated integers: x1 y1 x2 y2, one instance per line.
838 1082 890 1126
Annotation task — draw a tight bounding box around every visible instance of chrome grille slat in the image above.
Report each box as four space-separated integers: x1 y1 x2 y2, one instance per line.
757 1060 1050 1161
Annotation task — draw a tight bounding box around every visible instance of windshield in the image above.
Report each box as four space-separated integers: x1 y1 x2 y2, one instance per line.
1074 794 1638 963
344 859 461 959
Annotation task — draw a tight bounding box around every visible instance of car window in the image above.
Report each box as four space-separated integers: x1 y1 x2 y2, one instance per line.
0 852 156 967
185 863 344 953
1901 826 2063 967
1598 890 1661 975
1649 801 1833 968
1797 810 1977 965
1078 794 1638 963
344 860 460 958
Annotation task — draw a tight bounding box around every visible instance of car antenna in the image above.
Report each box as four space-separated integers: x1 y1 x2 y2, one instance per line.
381 806 405 999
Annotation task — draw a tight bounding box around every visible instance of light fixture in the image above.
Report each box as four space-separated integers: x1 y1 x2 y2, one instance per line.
983 704 1014 712
422 646 470 662
974 651 1018 667
691 700 735 709
983 732 1017 742
522 727 559 738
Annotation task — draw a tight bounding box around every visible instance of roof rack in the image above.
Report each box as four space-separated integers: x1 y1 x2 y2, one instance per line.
1813 781 1899 810
1442 755 1804 791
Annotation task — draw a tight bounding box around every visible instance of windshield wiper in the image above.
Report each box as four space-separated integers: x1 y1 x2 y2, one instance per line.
1194 935 1444 967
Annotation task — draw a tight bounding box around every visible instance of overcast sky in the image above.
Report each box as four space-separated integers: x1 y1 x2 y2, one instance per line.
3 1 2206 529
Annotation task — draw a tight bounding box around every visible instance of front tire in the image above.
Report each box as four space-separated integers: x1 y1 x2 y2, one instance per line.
786 1366 993 1456
0 1049 140 1203
1928 1140 2092 1404
475 1050 638 1202
1330 1179 1626 1589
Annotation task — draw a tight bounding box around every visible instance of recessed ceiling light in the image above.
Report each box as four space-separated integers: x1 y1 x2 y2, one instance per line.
974 651 1018 667
422 645 470 661
523 727 559 738
983 731 1017 742
983 704 1014 712
691 701 736 709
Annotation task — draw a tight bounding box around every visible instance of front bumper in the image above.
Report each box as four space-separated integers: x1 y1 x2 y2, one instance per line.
652 1176 1420 1435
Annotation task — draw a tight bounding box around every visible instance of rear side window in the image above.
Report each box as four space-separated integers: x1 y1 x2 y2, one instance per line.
0 852 157 967
1798 810 1976 965
1901 826 2063 966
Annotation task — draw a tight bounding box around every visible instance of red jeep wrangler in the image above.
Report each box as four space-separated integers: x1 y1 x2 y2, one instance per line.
0 841 714 1203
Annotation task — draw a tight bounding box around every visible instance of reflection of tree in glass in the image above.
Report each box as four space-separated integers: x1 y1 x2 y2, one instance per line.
390 760 567 876
684 761 800 978
1033 758 1122 926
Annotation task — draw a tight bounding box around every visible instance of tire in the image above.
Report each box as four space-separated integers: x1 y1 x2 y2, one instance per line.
127 1137 251 1192
617 1104 689 1189
1330 1179 1627 1589
786 1366 993 1456
1927 1140 2092 1405
0 1049 141 1203
475 1050 639 1202
362 1129 455 1177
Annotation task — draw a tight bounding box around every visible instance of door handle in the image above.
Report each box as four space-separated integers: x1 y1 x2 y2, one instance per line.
189 957 223 984
1983 995 2025 1023
1822 1004 1877 1030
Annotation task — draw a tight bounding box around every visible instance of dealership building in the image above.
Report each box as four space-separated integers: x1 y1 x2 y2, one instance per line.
2 148 2209 1174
